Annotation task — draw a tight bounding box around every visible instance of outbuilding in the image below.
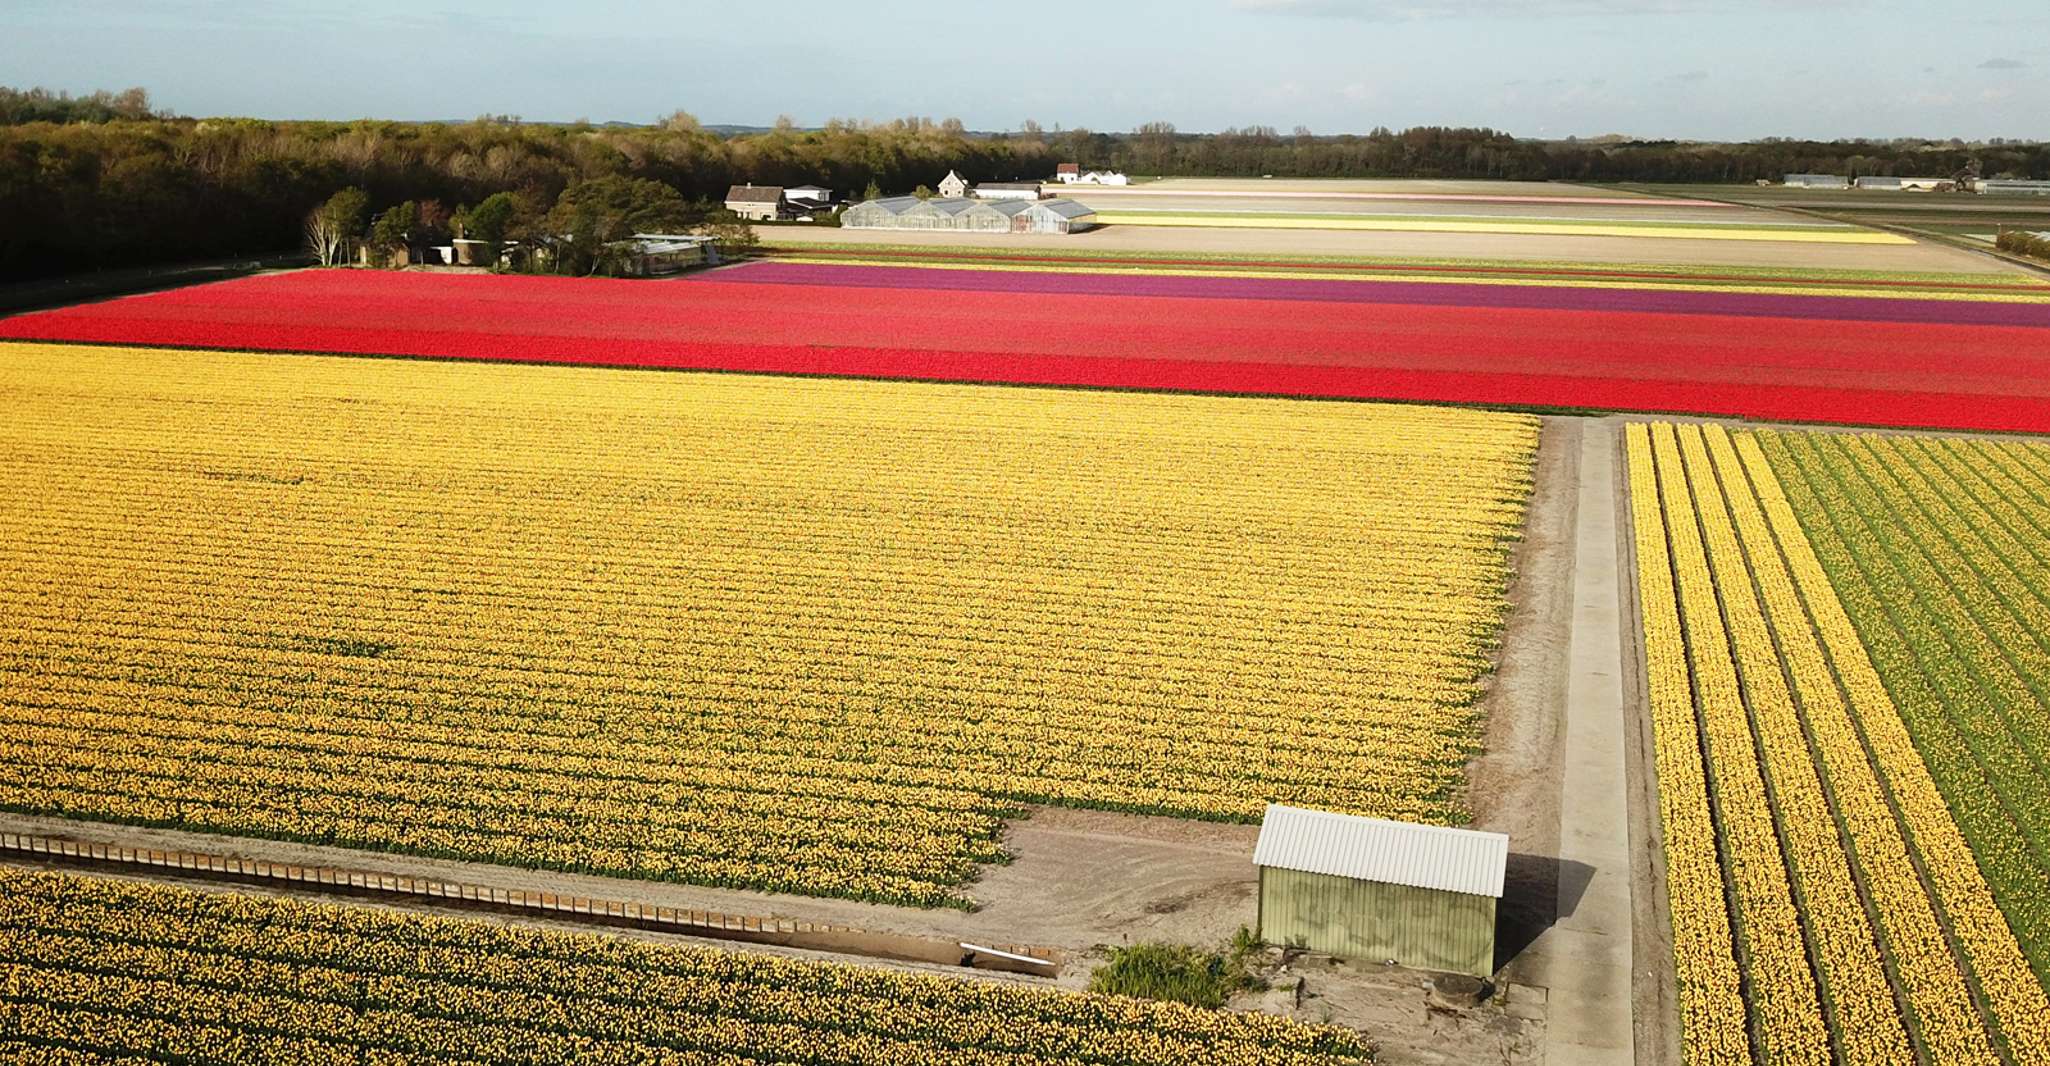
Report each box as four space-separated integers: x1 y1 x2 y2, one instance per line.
1854 176 1949 191
971 181 1047 201
1253 804 1507 978
1783 173 1849 189
1977 179 2050 197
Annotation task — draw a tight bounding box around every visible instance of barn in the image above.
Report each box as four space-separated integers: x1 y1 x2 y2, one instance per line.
971 182 1046 202
1253 804 1507 978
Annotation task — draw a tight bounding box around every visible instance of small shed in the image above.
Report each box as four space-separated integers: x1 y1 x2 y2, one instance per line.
1254 804 1507 978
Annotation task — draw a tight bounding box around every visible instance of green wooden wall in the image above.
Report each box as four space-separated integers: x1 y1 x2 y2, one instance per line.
1257 866 1496 978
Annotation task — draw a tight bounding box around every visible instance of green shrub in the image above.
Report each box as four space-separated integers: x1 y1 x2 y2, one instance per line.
1088 931 1266 1009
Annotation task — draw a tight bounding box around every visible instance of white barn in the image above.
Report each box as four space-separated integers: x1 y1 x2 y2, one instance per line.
971 182 1045 201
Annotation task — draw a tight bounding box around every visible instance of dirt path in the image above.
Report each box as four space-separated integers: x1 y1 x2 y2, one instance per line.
1484 420 1642 1064
0 808 1255 956
1469 417 1575 971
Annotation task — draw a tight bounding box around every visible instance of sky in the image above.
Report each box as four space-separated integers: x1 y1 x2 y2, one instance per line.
6 0 2047 141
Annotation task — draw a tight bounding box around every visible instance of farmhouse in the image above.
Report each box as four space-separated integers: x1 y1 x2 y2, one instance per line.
840 196 1097 233
938 170 970 198
724 184 786 221
1253 804 1507 978
1055 163 1081 182
971 181 1046 201
1783 173 1850 189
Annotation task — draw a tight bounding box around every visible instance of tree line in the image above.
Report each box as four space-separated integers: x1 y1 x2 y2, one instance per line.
305 177 759 276
2 89 2046 281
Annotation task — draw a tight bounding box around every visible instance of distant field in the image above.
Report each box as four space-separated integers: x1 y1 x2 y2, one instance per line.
0 341 1536 905
1621 183 2050 254
761 219 2019 274
1627 422 2050 1065
1077 177 1663 199
761 242 2050 299
1088 210 1905 244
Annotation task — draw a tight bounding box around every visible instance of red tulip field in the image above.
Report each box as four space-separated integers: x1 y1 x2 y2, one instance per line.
6 263 2050 432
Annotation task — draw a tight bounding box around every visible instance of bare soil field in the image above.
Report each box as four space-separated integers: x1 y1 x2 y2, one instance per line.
1122 178 1655 199
1056 195 1798 225
766 222 2021 273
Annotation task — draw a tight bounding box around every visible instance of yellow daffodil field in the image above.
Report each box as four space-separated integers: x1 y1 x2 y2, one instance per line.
1626 422 2050 1066
0 867 1373 1064
0 342 1537 908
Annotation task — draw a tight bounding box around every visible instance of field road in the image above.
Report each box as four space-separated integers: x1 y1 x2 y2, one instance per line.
1514 422 1638 1066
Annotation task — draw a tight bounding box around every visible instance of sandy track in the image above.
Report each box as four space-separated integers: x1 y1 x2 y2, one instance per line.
762 224 2020 273
0 809 1258 958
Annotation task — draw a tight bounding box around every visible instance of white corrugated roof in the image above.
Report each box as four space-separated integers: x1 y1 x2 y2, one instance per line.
1254 804 1508 898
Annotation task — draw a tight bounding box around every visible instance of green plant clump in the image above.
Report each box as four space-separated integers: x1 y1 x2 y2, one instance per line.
1089 930 1267 1009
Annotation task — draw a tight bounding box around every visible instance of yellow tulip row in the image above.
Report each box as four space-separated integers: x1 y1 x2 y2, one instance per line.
0 343 1537 905
0 868 1374 1065
1753 429 2050 1062
1715 430 2004 1064
1645 424 1829 1065
1623 424 1752 1066
1682 426 1914 1066
1629 420 2050 1065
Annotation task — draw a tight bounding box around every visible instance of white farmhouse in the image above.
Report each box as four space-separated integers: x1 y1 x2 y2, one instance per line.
937 170 970 198
723 184 786 221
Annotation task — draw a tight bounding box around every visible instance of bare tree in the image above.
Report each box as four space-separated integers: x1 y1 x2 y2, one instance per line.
304 209 344 266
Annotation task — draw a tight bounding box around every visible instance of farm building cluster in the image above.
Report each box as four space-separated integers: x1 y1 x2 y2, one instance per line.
841 196 1097 233
722 184 839 221
1784 173 2050 195
719 164 1120 234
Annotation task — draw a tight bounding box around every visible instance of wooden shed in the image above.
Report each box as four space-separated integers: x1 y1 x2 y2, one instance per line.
1254 804 1507 978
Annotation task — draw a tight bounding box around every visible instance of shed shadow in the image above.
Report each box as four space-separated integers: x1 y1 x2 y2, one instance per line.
1494 852 1596 972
